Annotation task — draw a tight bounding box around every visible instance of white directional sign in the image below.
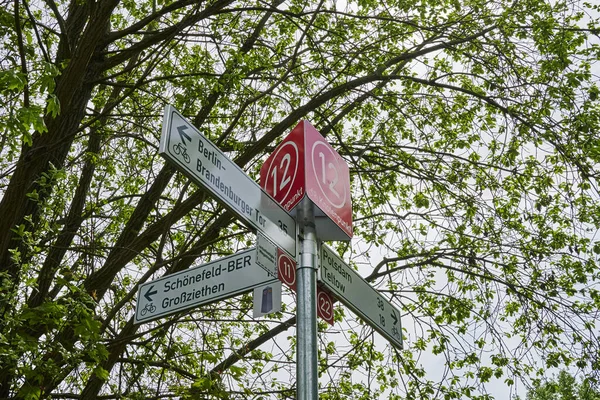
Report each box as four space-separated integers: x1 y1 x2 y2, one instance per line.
135 248 277 324
160 105 296 256
318 244 403 348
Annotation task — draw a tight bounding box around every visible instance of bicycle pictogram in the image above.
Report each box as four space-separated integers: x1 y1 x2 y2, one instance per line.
173 143 190 163
140 302 157 316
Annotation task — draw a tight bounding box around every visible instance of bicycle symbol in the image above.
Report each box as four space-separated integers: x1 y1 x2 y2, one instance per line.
173 143 190 163
140 303 157 316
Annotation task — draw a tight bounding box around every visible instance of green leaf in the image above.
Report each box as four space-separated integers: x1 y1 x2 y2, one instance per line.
93 366 110 381
414 192 430 208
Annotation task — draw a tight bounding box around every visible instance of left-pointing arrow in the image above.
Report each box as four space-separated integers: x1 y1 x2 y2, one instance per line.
144 285 158 302
177 125 192 145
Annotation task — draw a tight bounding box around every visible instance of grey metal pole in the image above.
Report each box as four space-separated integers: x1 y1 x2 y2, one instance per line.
296 198 318 400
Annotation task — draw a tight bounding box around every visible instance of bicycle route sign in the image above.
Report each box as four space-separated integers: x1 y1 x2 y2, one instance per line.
318 244 403 349
134 248 278 324
159 105 296 256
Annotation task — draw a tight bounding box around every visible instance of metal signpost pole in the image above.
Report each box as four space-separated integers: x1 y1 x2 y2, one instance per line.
296 198 318 400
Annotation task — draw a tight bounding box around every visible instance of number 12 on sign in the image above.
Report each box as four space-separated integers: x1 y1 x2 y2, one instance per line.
260 120 353 240
270 152 293 198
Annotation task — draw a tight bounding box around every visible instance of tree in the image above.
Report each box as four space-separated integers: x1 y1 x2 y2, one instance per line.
520 371 600 400
1 0 599 399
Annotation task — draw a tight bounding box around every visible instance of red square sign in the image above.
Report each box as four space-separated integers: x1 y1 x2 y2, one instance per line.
260 121 352 240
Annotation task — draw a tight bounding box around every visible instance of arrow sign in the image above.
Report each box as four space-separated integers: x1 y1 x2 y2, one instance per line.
144 285 157 302
177 125 191 144
135 248 278 324
159 105 296 256
318 244 403 349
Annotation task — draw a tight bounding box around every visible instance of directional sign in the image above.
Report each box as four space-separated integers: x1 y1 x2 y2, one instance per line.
318 244 402 348
135 248 277 324
160 105 296 256
260 120 352 241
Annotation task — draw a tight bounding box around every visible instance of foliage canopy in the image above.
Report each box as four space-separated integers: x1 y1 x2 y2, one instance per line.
1 0 600 398
520 371 600 400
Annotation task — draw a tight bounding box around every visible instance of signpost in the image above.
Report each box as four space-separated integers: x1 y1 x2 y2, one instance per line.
135 248 277 324
160 105 296 256
260 120 353 240
318 244 403 349
149 106 402 400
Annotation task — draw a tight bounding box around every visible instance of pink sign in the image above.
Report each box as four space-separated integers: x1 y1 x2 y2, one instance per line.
261 121 352 240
